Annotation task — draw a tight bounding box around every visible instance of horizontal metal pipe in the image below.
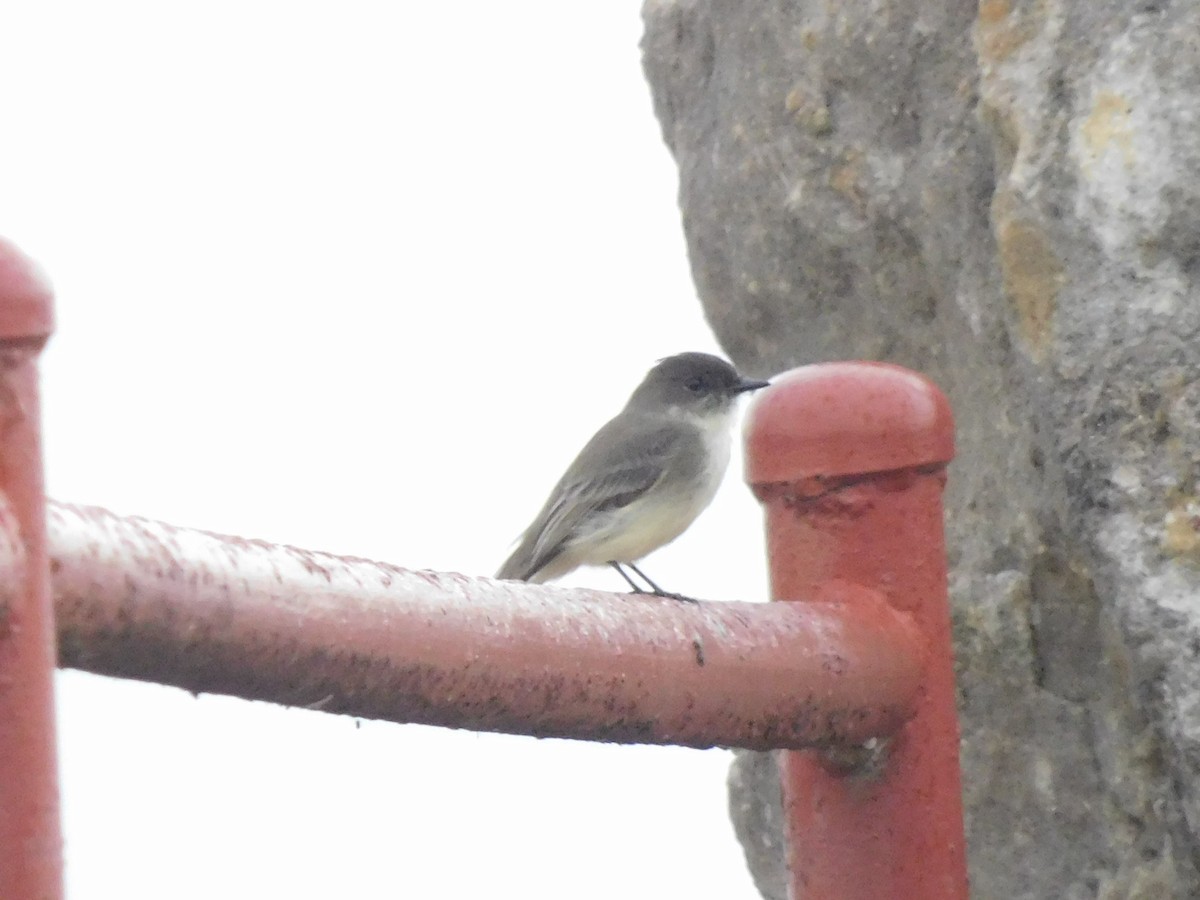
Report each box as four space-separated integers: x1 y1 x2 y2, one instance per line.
43 502 923 750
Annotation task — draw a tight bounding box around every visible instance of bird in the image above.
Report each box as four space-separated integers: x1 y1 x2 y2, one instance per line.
496 352 769 599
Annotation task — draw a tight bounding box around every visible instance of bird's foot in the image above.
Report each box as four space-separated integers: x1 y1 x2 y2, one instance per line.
652 589 700 604
611 561 698 602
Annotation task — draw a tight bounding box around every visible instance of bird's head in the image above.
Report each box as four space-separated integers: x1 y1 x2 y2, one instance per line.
627 352 769 416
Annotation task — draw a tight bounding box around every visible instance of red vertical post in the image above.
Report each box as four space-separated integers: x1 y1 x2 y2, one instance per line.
0 238 62 900
746 362 967 900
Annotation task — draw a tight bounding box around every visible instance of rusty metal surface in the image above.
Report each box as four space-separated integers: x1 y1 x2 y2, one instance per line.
746 363 969 900
745 360 955 484
43 502 923 751
0 237 54 341
0 238 63 900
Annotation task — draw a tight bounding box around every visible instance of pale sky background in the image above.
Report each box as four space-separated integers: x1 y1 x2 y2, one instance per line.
3 4 773 898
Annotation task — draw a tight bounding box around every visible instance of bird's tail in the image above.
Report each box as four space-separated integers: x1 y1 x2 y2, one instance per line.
496 538 540 583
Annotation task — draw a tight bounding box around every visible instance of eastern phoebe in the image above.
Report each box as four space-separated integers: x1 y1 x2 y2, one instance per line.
497 352 769 598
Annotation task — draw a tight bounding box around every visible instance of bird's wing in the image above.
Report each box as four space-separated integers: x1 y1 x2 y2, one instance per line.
499 416 688 581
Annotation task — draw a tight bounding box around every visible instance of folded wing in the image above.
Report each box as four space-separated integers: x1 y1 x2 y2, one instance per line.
497 416 685 582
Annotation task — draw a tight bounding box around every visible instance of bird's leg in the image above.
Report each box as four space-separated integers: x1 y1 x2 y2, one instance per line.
625 562 699 604
625 562 665 593
609 562 647 593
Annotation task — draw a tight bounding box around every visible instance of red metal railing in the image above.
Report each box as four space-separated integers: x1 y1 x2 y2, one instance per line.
0 237 968 899
46 501 923 751
747 363 968 899
0 239 62 900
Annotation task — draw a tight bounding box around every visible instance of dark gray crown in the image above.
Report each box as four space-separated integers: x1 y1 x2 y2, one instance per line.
627 352 768 411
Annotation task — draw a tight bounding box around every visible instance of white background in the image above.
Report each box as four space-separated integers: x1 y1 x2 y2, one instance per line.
3 3 772 898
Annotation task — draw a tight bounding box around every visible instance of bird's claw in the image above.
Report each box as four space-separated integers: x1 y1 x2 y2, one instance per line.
654 590 700 604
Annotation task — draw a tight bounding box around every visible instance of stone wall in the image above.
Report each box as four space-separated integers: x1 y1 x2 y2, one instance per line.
641 1 1200 897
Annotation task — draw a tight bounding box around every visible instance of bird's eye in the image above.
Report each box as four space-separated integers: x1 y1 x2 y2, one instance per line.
685 377 705 393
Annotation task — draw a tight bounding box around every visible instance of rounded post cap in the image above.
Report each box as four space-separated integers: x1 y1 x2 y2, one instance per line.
0 238 54 342
744 361 954 484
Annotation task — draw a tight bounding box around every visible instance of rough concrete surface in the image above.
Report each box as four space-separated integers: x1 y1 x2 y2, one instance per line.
641 1 1200 897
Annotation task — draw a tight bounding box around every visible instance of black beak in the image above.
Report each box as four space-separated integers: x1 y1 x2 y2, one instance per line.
733 377 770 394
